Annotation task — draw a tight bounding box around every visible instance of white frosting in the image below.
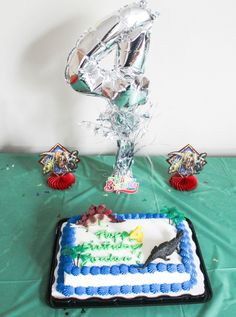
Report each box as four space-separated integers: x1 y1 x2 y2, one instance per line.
51 217 205 300
65 268 190 287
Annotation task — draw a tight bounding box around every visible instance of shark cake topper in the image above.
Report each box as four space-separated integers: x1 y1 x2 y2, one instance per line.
167 144 207 191
141 208 185 269
142 230 184 268
39 143 80 190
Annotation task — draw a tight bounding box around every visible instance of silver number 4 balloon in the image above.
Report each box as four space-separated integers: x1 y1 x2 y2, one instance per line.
65 1 157 194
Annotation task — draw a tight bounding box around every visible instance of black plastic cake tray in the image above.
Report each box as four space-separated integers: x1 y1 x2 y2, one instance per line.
48 218 212 308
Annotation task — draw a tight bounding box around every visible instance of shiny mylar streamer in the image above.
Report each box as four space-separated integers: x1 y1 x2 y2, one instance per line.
65 1 156 182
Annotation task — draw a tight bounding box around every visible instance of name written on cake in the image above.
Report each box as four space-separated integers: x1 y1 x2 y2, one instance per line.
62 228 143 267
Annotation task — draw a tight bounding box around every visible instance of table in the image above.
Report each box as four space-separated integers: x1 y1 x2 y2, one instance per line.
1 154 236 317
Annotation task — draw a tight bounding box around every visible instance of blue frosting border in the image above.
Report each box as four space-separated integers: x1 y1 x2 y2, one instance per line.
56 212 197 297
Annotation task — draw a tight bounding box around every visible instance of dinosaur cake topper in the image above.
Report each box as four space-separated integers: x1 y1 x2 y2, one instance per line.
166 144 207 191
39 143 80 190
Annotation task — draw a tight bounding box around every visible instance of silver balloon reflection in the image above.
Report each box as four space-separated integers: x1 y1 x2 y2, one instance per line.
65 2 156 107
65 1 157 185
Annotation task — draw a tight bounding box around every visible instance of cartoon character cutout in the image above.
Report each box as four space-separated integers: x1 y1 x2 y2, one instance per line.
39 144 80 176
167 144 207 177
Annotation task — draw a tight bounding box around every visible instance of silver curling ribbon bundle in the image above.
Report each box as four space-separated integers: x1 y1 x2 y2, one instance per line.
65 1 157 194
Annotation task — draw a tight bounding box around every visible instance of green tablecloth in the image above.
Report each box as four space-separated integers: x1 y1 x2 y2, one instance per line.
1 154 236 317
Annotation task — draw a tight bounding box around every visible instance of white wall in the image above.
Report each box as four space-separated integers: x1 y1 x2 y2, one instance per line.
0 0 235 155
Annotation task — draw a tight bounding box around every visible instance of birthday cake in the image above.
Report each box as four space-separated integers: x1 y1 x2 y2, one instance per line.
50 205 209 305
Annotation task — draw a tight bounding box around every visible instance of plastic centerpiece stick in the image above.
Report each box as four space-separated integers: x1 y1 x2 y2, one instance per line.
65 1 157 194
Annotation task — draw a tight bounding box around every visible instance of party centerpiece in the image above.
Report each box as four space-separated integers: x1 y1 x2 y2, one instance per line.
65 0 157 194
167 144 207 191
39 143 80 190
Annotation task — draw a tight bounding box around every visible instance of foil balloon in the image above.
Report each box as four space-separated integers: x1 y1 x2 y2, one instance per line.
65 1 157 194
